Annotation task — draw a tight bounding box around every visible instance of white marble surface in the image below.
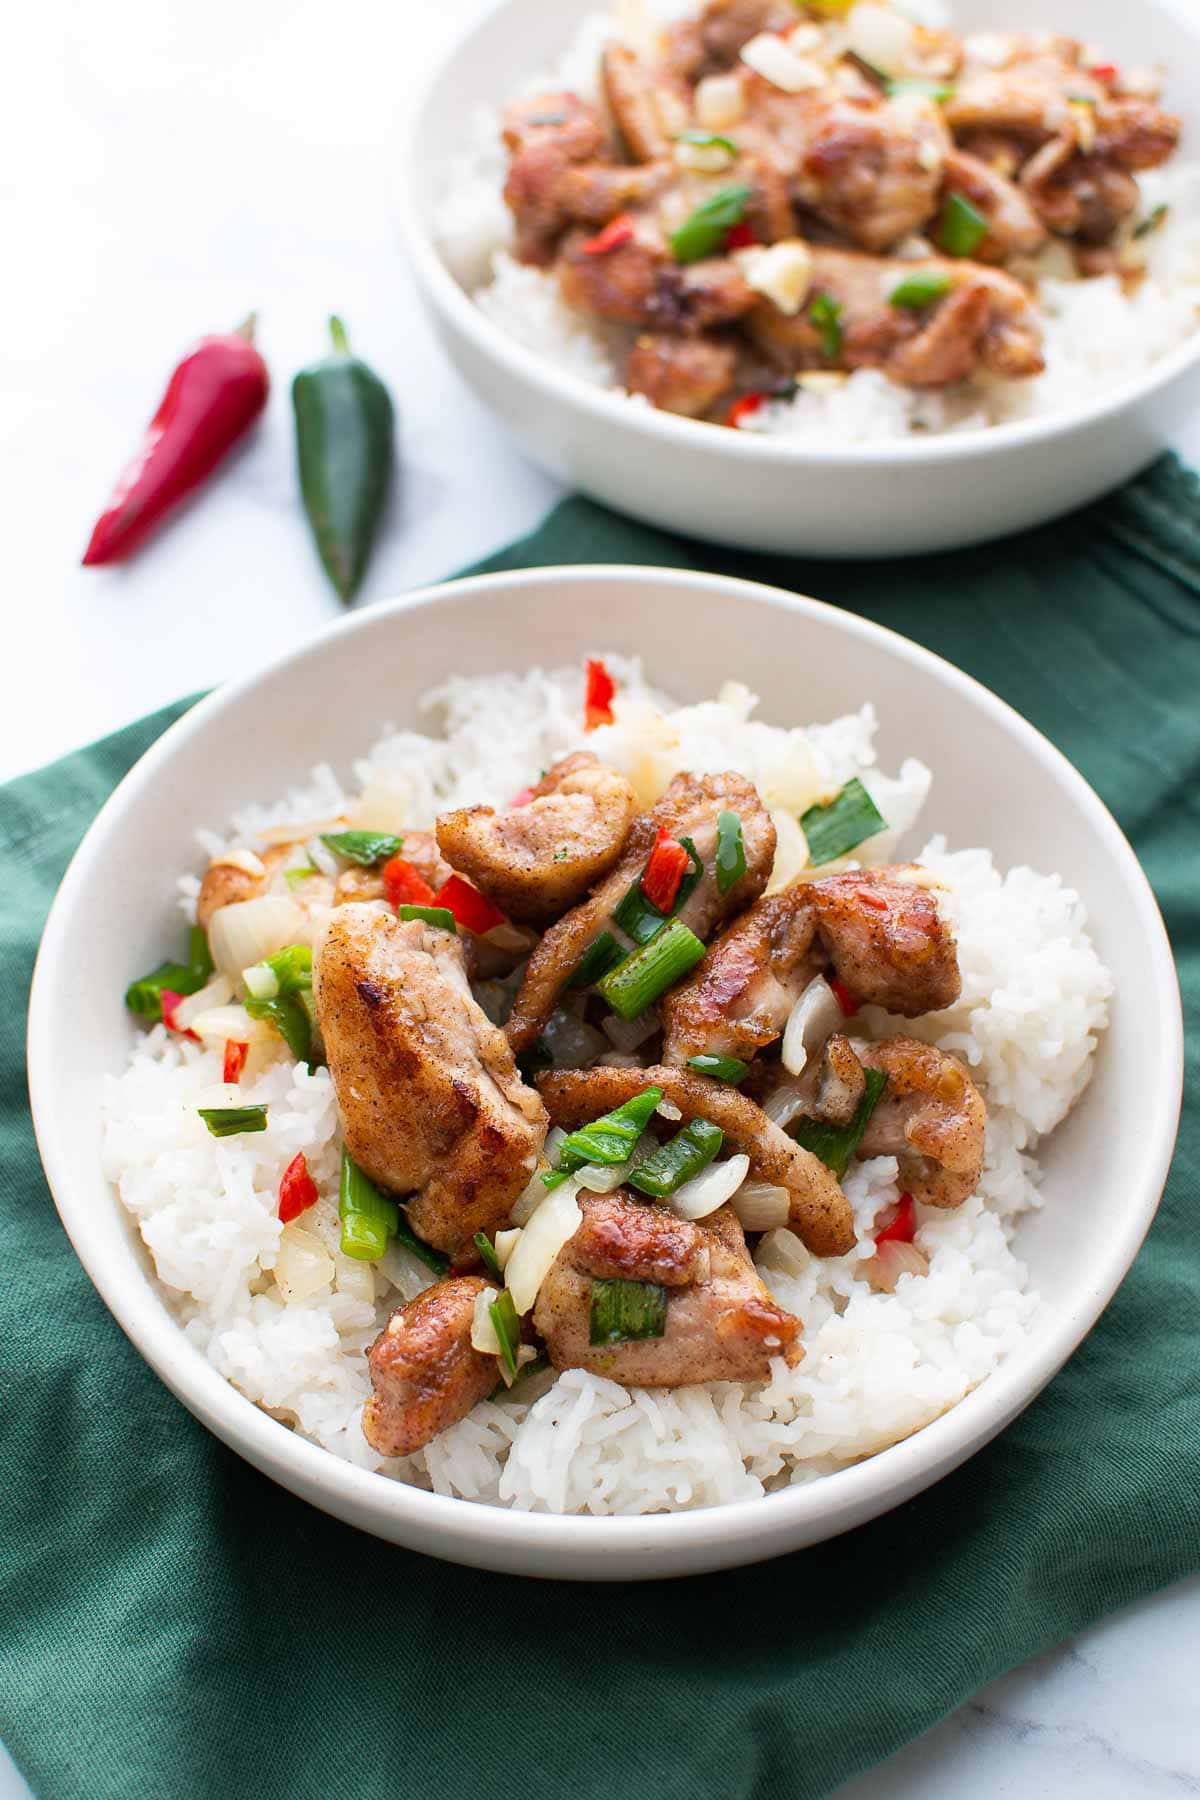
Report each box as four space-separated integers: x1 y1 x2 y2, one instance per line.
5 2 1197 1794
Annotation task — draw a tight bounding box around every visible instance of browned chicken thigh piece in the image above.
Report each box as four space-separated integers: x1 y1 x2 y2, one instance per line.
436 752 637 927
664 0 804 80
854 1036 986 1208
624 331 738 415
195 827 451 927
566 1189 713 1286
502 92 611 263
539 1064 854 1256
196 844 295 927
506 771 776 1055
315 905 548 1256
363 1276 500 1457
535 1199 801 1385
940 146 1047 261
808 868 962 1017
602 40 693 161
744 244 1044 385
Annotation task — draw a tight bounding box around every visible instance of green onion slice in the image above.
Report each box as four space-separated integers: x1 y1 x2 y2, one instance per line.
188 924 214 983
198 1104 268 1138
889 270 953 309
888 76 955 101
245 991 312 1063
809 289 844 361
686 1053 749 1084
549 1086 664 1181
1134 202 1169 239
489 1288 522 1381
338 1150 400 1262
799 777 886 866
569 931 625 990
612 880 668 946
474 1231 503 1281
937 191 989 258
319 830 404 867
284 865 319 889
392 1211 449 1277
396 904 457 933
676 128 738 154
589 1278 668 1345
715 811 747 895
669 184 752 263
791 1066 887 1178
597 918 707 1021
124 960 204 1020
628 1118 724 1199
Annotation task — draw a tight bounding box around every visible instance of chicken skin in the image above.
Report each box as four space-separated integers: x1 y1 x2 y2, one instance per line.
854 1035 986 1208
535 1200 801 1385
363 1276 499 1457
436 752 637 926
314 905 547 1256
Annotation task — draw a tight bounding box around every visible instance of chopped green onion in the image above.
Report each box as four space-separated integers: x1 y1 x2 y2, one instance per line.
188 924 214 983
613 879 667 946
248 944 312 996
284 865 319 889
791 1066 887 1178
628 1118 724 1199
474 1231 503 1281
937 191 989 258
506 1352 550 1389
888 76 955 101
319 830 404 867
715 811 746 895
669 183 752 263
810 289 844 360
124 959 203 1020
674 836 704 913
197 1104 268 1138
675 128 738 154
799 777 887 865
589 1278 668 1345
489 1287 521 1381
569 931 625 989
338 1150 400 1261
396 904 457 933
516 1037 554 1083
550 1086 664 1179
244 991 312 1063
391 1211 449 1277
889 270 953 309
598 919 707 1021
1134 202 1169 239
686 1053 749 1084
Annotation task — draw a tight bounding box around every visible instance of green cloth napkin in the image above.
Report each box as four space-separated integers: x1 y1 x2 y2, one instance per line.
3 457 1198 1800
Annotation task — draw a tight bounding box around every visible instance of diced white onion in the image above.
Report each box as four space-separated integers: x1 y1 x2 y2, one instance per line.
670 1152 751 1221
576 1161 630 1193
274 1225 334 1304
740 32 825 91
543 1009 607 1069
510 1128 566 1225
755 1227 810 1276
765 809 812 895
208 896 304 981
483 921 534 955
735 240 813 316
169 975 233 1031
188 1001 277 1047
376 1238 438 1302
782 974 843 1076
505 1183 582 1315
242 962 279 1001
695 72 745 130
307 837 340 877
731 1180 791 1231
350 770 411 834
334 1252 375 1305
601 1006 660 1054
210 847 266 880
674 139 735 174
656 1098 683 1122
863 1240 929 1293
494 1228 521 1271
845 3 915 75
470 1286 502 1354
762 1081 809 1129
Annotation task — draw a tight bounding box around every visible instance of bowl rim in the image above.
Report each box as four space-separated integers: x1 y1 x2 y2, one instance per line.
28 564 1184 1568
397 0 1200 470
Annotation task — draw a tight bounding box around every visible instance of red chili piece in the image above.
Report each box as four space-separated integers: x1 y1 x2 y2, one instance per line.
875 1193 917 1246
1089 63 1118 81
383 855 436 910
830 977 860 1018
82 315 269 566
223 1040 249 1084
726 392 765 429
581 213 636 256
160 990 199 1041
725 221 758 251
435 873 508 936
278 1152 319 1224
509 786 536 808
584 657 616 730
642 827 690 912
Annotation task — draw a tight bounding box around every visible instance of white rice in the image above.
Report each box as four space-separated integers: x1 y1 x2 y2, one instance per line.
102 666 1112 1513
436 3 1200 442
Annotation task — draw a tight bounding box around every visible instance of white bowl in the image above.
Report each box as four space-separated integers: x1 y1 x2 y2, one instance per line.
28 565 1181 1579
398 0 1200 557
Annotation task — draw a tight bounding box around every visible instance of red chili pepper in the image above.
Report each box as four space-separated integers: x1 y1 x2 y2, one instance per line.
509 786 536 808
160 990 199 1042
581 213 636 256
222 1040 249 1084
383 855 436 909
725 221 758 251
435 873 508 936
726 392 765 429
584 657 616 730
82 315 269 566
1089 63 1118 82
278 1152 319 1224
830 977 860 1018
875 1193 917 1246
642 828 690 913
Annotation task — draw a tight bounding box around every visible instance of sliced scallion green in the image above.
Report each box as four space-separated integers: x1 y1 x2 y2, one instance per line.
791 1066 887 1178
188 924 214 983
686 1053 749 1084
284 865 319 889
676 128 738 155
474 1231 503 1281
391 1211 449 1277
715 811 746 895
1134 202 1169 239
597 918 707 1021
396 904 457 933
489 1288 521 1381
628 1117 723 1199
198 1104 268 1138
670 184 752 263
613 879 667 946
245 990 311 1063
319 830 404 867
568 931 625 989
937 191 989 258
889 270 953 310
809 289 844 361
547 1086 664 1186
888 76 955 101
124 960 203 1020
589 1278 668 1345
338 1149 400 1261
799 777 886 866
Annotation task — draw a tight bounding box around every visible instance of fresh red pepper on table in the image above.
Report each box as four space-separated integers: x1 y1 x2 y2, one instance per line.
82 315 268 565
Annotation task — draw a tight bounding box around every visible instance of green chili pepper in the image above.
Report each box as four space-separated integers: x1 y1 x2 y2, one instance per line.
292 316 395 603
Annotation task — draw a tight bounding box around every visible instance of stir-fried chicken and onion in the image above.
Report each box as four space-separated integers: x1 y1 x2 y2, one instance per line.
495 0 1180 419
160 663 997 1462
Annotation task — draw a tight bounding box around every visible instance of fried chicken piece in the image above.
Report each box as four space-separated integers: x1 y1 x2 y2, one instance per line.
602 40 692 162
557 219 759 332
538 1064 853 1256
807 868 961 1017
664 0 797 80
567 1189 712 1286
535 1200 801 1384
1019 137 1139 244
315 905 547 1256
940 146 1047 261
502 92 610 264
624 331 737 416
855 1036 986 1208
363 1275 498 1457
196 844 295 928
506 771 776 1055
436 752 637 928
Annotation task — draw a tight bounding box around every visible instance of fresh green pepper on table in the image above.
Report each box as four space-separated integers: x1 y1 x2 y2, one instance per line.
292 316 395 603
